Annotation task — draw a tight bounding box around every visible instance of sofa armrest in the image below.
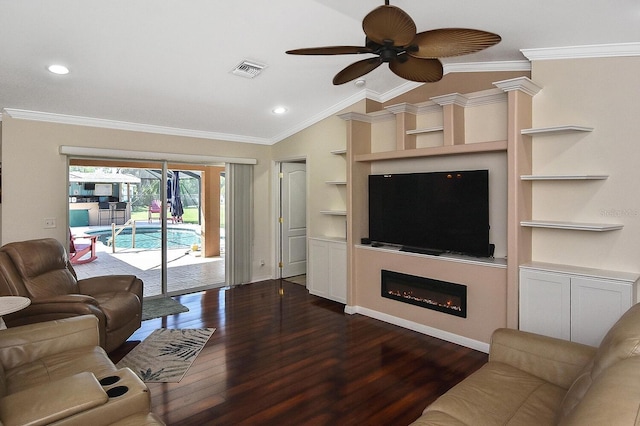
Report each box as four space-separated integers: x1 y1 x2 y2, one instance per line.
489 328 596 389
0 372 108 426
0 315 101 370
78 275 143 298
4 298 105 330
33 294 99 305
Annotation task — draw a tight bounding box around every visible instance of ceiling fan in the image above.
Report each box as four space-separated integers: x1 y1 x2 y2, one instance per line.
286 1 501 85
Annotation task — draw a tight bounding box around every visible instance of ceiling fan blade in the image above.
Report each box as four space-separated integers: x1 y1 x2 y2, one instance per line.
286 46 373 55
409 28 502 59
333 57 382 85
362 5 416 47
389 55 443 83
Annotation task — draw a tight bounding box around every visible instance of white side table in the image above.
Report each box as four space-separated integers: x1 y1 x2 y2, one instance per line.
0 296 30 329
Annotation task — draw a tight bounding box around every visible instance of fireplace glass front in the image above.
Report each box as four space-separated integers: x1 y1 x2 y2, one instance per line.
381 270 467 318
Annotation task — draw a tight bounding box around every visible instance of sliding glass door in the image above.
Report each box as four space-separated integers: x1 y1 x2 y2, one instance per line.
68 159 226 298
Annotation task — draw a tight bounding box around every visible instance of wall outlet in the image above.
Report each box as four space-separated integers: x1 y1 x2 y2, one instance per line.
44 218 57 229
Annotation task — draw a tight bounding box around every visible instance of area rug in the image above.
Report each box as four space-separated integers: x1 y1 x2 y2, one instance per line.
117 328 215 382
141 297 189 321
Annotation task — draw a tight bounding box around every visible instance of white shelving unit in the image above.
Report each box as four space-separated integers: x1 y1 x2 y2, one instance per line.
320 148 347 217
521 124 622 232
406 126 444 135
521 125 594 135
520 220 623 232
520 175 608 181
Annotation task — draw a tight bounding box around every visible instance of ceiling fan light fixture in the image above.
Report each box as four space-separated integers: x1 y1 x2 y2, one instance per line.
286 1 500 85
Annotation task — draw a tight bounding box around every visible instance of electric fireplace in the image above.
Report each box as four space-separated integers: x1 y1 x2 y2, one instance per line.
381 270 467 318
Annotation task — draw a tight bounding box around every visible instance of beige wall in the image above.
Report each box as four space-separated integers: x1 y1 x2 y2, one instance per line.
530 56 640 274
272 100 367 239
0 116 274 282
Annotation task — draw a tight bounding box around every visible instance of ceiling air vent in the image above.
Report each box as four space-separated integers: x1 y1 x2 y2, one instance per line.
231 60 266 79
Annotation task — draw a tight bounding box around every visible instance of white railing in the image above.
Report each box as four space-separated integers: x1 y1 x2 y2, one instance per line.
109 220 137 253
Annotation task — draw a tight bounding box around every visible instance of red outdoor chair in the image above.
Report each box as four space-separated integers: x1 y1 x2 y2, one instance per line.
69 229 98 265
148 199 163 222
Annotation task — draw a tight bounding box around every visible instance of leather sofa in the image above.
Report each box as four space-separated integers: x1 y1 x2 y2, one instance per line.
411 301 640 425
0 315 163 425
0 238 142 353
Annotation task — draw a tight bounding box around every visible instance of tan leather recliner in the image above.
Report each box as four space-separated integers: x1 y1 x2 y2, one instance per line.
0 238 142 353
0 315 164 425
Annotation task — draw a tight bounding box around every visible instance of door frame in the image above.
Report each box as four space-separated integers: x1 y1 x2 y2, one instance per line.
272 157 308 280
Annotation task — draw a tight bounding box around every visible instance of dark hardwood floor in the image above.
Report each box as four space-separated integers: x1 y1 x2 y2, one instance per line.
111 279 488 426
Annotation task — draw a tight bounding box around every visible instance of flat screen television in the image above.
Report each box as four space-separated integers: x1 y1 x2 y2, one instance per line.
368 170 491 257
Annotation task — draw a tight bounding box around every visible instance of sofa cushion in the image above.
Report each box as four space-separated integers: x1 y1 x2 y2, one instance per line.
558 356 640 425
416 362 565 425
591 301 640 378
4 345 116 394
557 302 640 421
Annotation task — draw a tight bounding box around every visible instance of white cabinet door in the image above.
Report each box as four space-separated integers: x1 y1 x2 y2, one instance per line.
519 269 571 340
308 238 329 298
308 238 346 303
570 277 633 346
328 241 347 303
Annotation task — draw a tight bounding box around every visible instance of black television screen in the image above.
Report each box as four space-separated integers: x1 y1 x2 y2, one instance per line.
368 170 490 257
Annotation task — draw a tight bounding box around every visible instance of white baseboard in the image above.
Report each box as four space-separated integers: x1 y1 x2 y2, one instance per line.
344 305 490 353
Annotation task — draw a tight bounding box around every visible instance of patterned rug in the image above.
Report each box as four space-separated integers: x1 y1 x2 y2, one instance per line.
117 328 215 382
141 297 189 321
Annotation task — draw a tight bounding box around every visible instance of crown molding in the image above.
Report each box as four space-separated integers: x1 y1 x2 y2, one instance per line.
2 108 273 145
521 42 640 61
337 109 394 123
494 77 542 97
443 60 531 74
373 81 424 103
269 90 367 143
2 60 531 145
385 103 420 115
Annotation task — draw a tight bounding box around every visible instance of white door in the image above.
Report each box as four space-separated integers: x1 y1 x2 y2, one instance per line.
280 162 307 278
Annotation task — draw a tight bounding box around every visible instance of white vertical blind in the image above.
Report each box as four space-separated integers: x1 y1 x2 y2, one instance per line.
225 163 253 285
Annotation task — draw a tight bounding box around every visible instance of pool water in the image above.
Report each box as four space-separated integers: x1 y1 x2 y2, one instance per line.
88 228 201 250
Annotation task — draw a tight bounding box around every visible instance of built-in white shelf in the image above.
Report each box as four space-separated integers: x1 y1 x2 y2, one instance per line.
521 220 623 231
325 180 347 185
521 125 594 135
406 126 444 135
330 149 347 155
320 210 347 216
520 175 608 181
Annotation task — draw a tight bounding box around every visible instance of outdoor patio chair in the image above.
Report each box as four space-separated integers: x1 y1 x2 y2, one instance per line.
148 199 166 222
69 228 98 265
0 238 143 353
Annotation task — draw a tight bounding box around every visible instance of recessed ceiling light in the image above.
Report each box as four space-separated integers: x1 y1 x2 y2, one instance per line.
272 106 288 115
48 64 69 75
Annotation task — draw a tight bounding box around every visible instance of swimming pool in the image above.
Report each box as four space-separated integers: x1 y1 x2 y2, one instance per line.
88 228 201 250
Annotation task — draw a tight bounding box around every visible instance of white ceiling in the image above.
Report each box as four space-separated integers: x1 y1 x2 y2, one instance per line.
1 0 639 145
